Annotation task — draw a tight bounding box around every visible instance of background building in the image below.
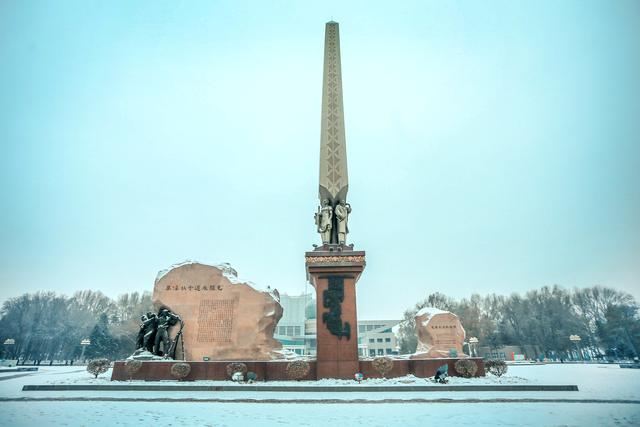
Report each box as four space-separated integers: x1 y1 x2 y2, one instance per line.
357 320 401 357
273 293 314 355
275 293 400 357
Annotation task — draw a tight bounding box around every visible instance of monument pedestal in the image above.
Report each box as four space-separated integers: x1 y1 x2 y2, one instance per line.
305 247 365 379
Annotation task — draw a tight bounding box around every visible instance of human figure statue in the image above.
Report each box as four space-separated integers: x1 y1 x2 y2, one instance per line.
135 314 147 349
154 308 181 357
314 199 333 244
334 200 351 245
142 312 157 352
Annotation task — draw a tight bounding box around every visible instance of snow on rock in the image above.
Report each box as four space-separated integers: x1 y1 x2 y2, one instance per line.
155 260 240 284
155 260 278 293
415 307 450 325
155 259 198 283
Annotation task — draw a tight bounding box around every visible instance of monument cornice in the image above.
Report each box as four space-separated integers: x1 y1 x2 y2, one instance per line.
305 254 366 265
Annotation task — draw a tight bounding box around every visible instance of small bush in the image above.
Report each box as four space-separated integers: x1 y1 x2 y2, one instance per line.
485 359 508 377
454 359 478 378
87 358 110 379
170 362 191 380
286 360 311 380
124 359 143 379
225 362 248 379
372 356 394 377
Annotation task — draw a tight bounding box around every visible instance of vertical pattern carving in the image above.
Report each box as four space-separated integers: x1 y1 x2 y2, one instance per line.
319 22 348 203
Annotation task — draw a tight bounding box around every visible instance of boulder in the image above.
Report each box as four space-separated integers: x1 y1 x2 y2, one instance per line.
153 261 283 361
411 307 467 359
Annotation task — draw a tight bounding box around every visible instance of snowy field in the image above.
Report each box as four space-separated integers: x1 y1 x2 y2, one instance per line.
2 401 639 427
1 364 639 426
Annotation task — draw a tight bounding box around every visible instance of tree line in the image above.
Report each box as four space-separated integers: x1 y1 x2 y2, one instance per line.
2 285 638 363
0 290 153 363
397 285 640 360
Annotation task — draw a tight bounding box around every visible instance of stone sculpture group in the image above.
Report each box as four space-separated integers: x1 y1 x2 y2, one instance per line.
135 308 183 359
315 199 351 245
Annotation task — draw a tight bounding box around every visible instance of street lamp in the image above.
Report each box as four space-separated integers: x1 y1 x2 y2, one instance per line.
569 335 582 361
469 337 479 357
80 339 91 363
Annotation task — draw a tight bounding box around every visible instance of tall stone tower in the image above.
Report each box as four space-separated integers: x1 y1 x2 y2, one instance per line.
315 21 351 246
319 21 348 208
306 21 366 379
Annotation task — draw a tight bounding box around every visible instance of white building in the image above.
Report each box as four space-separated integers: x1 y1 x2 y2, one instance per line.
357 320 401 357
275 293 400 357
274 293 315 355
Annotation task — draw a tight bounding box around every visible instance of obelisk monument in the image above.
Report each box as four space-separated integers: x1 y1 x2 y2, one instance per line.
306 21 366 379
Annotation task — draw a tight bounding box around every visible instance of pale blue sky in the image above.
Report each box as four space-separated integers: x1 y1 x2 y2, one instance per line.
1 1 639 319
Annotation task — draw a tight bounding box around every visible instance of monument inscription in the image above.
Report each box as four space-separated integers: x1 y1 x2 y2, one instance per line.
196 299 237 343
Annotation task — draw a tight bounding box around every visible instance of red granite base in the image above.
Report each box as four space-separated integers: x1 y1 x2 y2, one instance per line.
111 357 484 381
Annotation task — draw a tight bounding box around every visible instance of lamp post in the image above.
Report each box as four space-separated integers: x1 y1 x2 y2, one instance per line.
469 337 479 357
80 339 91 363
3 338 16 362
569 335 582 361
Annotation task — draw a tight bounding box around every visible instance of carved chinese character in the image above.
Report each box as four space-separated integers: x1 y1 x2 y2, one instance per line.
322 276 351 340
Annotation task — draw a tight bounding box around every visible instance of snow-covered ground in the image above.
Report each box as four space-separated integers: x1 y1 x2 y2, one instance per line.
2 401 639 427
1 364 639 426
3 363 638 400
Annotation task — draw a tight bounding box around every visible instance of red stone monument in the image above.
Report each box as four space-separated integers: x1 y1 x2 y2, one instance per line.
306 251 365 379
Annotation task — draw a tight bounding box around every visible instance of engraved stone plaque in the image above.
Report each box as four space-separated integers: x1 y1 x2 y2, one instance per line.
196 299 237 343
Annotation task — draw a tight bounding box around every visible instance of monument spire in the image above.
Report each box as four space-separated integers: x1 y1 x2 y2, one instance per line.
319 21 348 206
315 21 351 246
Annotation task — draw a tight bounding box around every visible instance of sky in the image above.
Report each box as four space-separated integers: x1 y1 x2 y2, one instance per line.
1 1 639 320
